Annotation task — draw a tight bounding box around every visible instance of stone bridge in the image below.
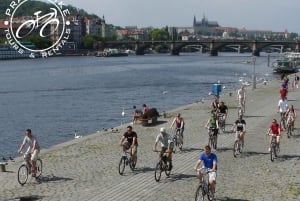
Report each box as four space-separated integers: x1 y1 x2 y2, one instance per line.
100 39 300 56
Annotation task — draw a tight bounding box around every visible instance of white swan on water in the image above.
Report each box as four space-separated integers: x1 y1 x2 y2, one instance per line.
121 107 125 117
74 132 82 139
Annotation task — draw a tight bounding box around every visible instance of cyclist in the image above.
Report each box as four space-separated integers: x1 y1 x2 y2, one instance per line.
205 113 219 137
153 127 173 171
231 115 246 147
285 104 297 133
266 119 281 152
170 113 185 150
210 98 219 114
217 101 228 127
237 85 246 113
17 129 40 177
277 96 288 130
194 145 218 196
119 125 138 163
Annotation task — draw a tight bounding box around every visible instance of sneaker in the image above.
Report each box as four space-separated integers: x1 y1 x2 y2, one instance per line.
268 148 271 152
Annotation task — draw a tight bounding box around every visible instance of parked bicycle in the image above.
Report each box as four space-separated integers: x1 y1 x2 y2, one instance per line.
233 131 243 157
208 127 218 150
153 150 171 182
195 168 215 201
17 152 42 185
268 134 280 162
118 150 136 175
172 128 183 152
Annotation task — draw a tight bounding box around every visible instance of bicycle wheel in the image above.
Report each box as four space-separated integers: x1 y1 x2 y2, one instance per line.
154 162 162 182
165 161 171 176
118 156 126 175
194 184 203 201
18 164 28 185
238 141 242 154
287 124 291 138
213 135 217 149
129 156 137 171
172 136 177 152
270 146 275 162
233 140 239 157
35 159 42 178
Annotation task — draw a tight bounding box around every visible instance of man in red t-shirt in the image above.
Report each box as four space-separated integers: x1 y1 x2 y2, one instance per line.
266 119 281 152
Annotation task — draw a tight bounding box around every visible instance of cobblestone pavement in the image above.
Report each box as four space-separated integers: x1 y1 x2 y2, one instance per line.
0 81 299 201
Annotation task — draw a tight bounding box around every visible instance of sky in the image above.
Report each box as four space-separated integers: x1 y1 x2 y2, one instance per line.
54 0 299 33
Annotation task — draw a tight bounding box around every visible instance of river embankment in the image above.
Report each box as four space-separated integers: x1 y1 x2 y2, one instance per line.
0 78 299 201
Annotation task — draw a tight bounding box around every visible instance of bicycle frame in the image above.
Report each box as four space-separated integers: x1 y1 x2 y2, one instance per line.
153 150 171 182
195 168 215 201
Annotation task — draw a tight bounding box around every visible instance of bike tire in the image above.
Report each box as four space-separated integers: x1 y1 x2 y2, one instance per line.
35 159 42 178
118 156 126 175
270 146 275 162
213 135 217 149
233 140 239 157
194 184 203 201
165 161 171 176
154 162 162 182
17 164 28 185
129 156 137 171
287 125 291 138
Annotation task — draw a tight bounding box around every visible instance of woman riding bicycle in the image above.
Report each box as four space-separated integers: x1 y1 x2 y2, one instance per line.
285 104 296 132
170 113 185 149
205 113 219 136
266 119 281 152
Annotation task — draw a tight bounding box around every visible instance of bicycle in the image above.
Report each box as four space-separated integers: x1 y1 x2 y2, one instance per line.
280 113 286 130
172 128 183 152
217 114 225 132
286 120 293 138
17 152 42 185
153 150 172 182
118 150 136 175
268 134 280 162
208 127 218 150
237 105 243 118
233 130 243 157
195 168 215 201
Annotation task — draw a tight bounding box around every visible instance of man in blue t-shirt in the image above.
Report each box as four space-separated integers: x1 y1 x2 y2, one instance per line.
194 145 218 194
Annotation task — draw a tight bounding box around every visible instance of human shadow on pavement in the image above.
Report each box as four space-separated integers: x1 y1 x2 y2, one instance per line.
214 147 233 153
165 173 195 182
133 167 155 174
217 197 250 201
40 175 73 183
242 115 265 118
178 147 203 153
240 151 269 158
276 154 300 162
14 195 43 201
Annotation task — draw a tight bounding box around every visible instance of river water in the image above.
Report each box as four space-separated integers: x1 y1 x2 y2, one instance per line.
0 52 276 158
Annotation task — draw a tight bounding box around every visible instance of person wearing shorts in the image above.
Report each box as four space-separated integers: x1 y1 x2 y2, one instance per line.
119 125 138 162
18 129 40 177
266 119 281 152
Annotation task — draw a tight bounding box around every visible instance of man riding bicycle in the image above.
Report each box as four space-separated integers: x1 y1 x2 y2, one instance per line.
119 125 138 163
153 127 173 171
217 101 228 128
170 113 185 150
266 119 281 152
231 115 246 147
277 96 288 129
18 129 40 177
194 145 218 196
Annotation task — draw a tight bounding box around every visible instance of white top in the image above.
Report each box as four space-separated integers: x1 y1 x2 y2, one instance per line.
22 135 40 154
278 99 288 113
155 133 173 148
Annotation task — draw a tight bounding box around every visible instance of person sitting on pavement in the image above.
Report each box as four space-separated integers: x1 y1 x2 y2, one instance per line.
231 115 246 147
18 129 40 177
194 145 218 196
119 125 138 163
153 127 173 171
142 104 149 115
170 113 185 150
132 105 142 124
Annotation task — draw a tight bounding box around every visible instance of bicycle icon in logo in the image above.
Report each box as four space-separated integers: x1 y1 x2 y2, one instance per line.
16 8 60 39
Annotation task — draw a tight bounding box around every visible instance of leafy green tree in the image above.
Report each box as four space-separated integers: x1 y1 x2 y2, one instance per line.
81 35 94 49
21 34 52 49
149 29 169 40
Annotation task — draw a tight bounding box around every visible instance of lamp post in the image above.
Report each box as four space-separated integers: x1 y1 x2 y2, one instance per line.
252 56 256 89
